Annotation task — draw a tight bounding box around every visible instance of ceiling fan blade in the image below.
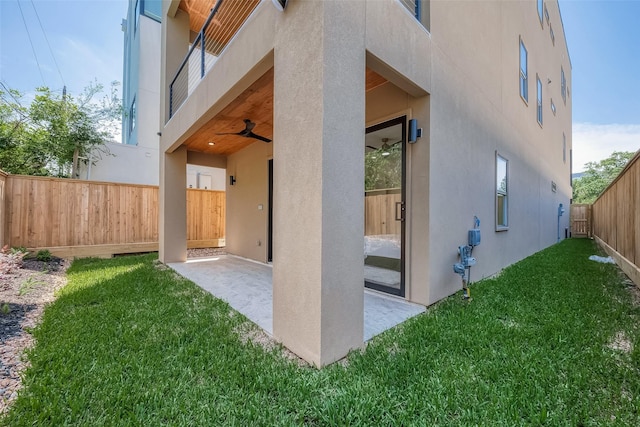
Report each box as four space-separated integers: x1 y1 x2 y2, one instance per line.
216 131 243 136
247 132 272 143
366 145 377 150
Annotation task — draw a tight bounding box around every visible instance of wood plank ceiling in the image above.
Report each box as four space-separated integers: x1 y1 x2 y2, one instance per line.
182 68 389 156
175 0 389 156
178 0 260 37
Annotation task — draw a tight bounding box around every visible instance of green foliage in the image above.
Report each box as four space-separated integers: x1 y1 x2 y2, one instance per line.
19 276 44 296
0 82 121 177
10 246 28 255
4 240 640 425
0 303 9 315
573 151 636 203
35 249 52 262
365 143 401 191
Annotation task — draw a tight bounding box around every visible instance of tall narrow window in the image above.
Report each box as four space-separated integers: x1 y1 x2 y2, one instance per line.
537 0 544 25
520 39 528 102
536 76 543 126
134 0 140 33
129 97 136 136
496 153 509 230
561 66 566 103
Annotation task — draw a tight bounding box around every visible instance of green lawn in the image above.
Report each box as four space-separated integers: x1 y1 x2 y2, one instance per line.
3 239 640 426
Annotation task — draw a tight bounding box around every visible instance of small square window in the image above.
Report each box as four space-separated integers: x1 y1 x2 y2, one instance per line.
496 153 509 230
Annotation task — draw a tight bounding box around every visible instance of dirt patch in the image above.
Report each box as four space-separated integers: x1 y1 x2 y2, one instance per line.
233 321 308 368
608 331 633 353
187 247 227 258
0 256 69 415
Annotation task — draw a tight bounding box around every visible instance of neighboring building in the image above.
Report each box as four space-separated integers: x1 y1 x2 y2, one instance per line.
158 0 572 366
81 0 223 187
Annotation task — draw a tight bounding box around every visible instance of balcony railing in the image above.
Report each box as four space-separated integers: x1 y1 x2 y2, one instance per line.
169 0 260 118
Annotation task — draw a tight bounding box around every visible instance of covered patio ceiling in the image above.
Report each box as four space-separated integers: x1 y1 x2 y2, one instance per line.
183 67 389 156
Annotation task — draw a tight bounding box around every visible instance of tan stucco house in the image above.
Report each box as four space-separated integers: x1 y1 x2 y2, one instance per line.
158 0 572 366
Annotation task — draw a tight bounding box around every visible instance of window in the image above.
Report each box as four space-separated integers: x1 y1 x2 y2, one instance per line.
520 39 528 102
563 133 566 163
550 25 555 45
561 66 566 103
537 0 544 26
536 75 543 126
544 4 550 24
551 99 556 115
496 153 508 230
129 97 136 136
134 0 140 33
142 0 162 22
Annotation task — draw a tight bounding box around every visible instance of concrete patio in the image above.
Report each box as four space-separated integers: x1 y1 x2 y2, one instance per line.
169 255 425 341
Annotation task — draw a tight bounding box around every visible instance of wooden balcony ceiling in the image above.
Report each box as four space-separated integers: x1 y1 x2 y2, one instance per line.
183 68 388 156
179 0 260 46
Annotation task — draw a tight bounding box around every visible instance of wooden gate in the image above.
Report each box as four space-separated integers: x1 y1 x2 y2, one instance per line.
570 204 591 238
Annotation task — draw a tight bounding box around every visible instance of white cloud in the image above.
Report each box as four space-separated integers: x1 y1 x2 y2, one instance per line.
572 123 640 172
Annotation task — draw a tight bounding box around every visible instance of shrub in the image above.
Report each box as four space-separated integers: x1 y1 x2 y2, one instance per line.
36 249 52 262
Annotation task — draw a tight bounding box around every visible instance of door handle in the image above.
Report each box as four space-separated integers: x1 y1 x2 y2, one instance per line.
395 201 405 221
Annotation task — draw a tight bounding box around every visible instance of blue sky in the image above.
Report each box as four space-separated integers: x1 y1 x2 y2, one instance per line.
1 0 639 172
0 0 128 97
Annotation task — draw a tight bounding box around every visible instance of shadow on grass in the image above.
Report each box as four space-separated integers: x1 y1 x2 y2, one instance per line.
3 240 640 426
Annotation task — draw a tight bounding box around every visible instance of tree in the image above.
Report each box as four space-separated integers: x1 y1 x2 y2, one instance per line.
0 81 121 177
365 143 402 191
572 151 636 203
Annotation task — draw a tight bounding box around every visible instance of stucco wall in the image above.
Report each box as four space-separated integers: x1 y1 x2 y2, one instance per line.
426 0 572 304
225 140 272 262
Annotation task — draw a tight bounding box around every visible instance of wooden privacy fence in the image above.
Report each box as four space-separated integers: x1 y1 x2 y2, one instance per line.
570 204 591 238
591 150 640 287
365 189 401 236
2 174 225 258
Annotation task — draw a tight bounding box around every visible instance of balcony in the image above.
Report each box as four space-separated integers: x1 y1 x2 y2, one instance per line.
169 0 261 118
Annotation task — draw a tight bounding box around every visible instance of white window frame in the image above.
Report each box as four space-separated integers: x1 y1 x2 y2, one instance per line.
536 75 543 126
496 152 509 231
520 38 528 103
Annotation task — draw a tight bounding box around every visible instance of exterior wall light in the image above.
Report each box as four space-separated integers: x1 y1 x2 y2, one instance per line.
408 118 422 143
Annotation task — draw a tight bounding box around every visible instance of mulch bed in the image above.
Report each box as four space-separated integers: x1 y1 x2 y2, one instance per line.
0 247 225 415
0 257 69 415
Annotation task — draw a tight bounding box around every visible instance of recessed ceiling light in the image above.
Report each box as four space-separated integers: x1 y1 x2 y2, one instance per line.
208 142 215 146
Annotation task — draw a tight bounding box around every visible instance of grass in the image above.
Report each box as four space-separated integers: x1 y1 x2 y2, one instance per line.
3 239 640 426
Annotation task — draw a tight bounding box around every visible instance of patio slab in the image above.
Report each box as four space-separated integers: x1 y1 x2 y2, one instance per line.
168 255 425 341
